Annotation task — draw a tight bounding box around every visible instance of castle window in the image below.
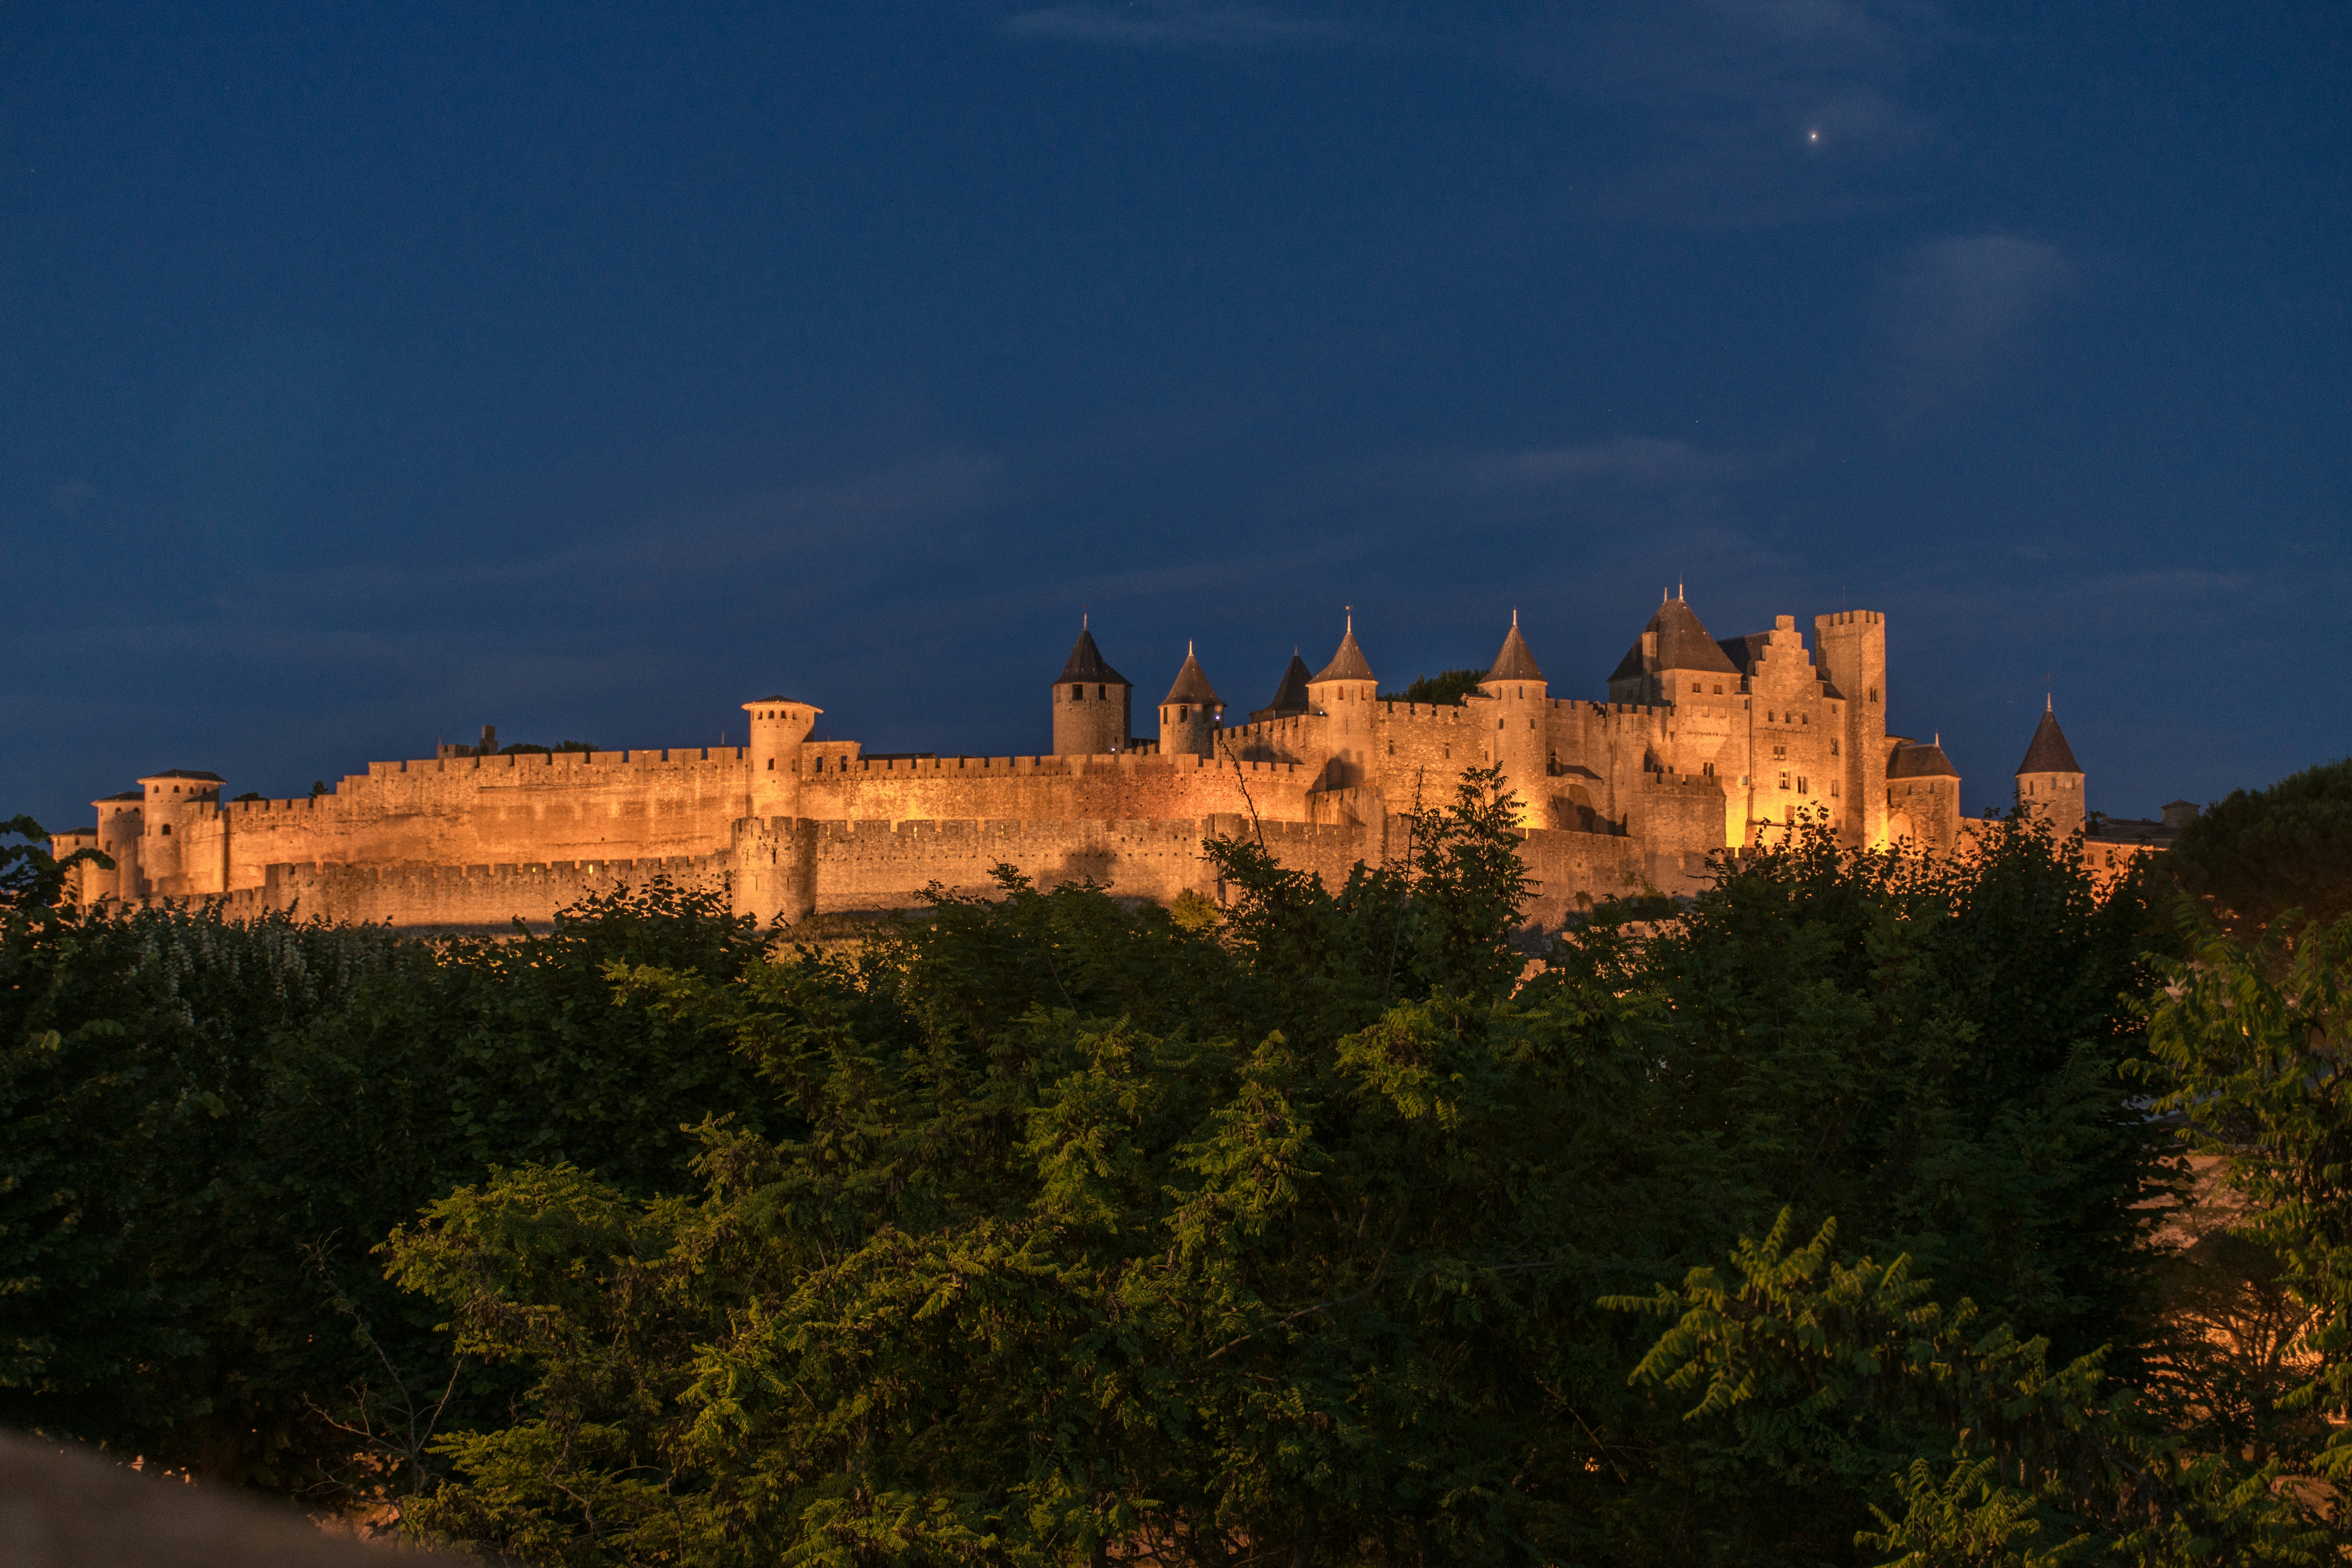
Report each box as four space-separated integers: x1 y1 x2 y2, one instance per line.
1830 740 1840 756
1869 687 1878 702
1829 780 1838 797
766 759 775 770
1072 684 1084 700
161 824 171 835
1098 685 1107 699
1802 715 1809 725
1713 684 1723 694
1702 762 1715 777
1797 776 1808 793
1779 772 1790 790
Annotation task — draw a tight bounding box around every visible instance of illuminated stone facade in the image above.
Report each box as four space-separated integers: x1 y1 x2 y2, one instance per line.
54 595 2100 933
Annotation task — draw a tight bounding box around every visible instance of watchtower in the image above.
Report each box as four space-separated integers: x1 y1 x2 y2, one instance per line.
743 696 821 820
1477 611 1548 826
1813 610 1888 850
2015 698 2085 839
135 769 225 897
1052 619 1132 755
1157 642 1224 759
1305 612 1377 790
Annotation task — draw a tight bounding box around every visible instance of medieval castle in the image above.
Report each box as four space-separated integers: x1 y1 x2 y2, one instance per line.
54 595 2167 933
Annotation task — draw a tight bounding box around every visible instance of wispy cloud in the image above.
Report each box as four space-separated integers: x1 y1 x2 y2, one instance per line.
1876 233 2071 419
1004 2 1351 48
1512 0 1945 226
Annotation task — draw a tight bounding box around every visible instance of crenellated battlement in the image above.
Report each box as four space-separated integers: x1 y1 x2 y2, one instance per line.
363 747 751 781
802 751 1307 778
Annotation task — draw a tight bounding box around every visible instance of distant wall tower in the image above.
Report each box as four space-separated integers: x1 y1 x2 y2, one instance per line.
1052 619 1132 756
1478 612 1549 828
134 770 225 897
1813 610 1888 849
2015 697 2085 839
1305 612 1378 791
1157 642 1224 759
743 696 821 820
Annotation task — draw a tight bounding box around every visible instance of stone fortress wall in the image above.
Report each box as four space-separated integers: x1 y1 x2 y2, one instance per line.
59 593 2151 934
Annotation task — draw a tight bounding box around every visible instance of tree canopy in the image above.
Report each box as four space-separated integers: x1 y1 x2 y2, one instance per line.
9 776 2350 1564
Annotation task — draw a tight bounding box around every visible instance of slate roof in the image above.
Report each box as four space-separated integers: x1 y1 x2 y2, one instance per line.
1312 621 1375 682
2016 704 2082 775
1486 615 1545 682
1057 626 1129 687
1609 597 1742 681
1250 653 1314 722
137 769 226 783
1160 645 1223 707
1888 740 1960 780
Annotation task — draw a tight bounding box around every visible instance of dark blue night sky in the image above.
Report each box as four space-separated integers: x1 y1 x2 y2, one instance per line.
7 3 2347 829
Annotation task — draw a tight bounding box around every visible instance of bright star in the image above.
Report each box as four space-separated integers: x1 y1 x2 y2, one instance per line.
1808 129 1820 143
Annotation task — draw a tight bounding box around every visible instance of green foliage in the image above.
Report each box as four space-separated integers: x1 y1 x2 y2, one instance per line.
1378 668 1487 707
2164 757 2352 936
15 764 2270 1562
2136 911 2352 1486
495 740 601 757
0 877 772 1500
378 790 2181 1565
1609 1211 2326 1565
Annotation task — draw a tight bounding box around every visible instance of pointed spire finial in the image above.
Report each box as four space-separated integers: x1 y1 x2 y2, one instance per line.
1678 579 1684 601
1188 638 1195 657
1511 606 1519 627
1345 604 1352 634
1082 605 1089 630
2046 692 2053 712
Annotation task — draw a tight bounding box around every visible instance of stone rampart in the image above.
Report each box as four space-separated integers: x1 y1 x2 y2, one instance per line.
216 853 732 934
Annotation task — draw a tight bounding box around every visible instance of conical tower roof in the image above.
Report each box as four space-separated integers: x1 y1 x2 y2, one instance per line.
1251 653 1314 722
1160 642 1223 706
1608 594 1740 681
1312 613 1375 682
1486 610 1544 682
2016 700 2082 775
1057 623 1128 687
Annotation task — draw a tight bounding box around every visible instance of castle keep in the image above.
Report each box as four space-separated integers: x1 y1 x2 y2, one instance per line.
54 596 2111 933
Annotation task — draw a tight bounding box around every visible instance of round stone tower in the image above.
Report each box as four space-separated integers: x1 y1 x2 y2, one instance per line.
1477 610 1548 826
743 696 822 820
1052 618 1132 755
1157 642 1224 759
1305 612 1377 790
2014 697 2085 839
134 770 223 898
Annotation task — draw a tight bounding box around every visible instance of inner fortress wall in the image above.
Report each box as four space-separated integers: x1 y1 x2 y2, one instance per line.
214 748 755 890
797 751 1321 827
216 853 736 934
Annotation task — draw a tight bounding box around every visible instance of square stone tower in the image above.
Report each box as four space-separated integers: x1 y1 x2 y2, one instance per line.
1812 611 1888 849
